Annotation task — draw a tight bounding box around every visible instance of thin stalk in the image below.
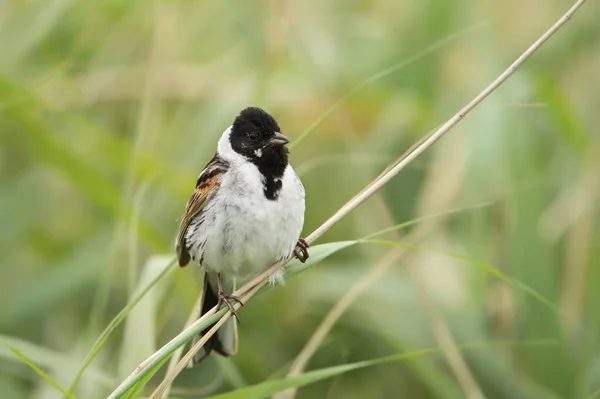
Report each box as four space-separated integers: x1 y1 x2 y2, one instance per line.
148 280 267 399
108 1 587 396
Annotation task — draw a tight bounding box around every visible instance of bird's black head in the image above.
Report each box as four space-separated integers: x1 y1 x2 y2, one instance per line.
229 107 290 200
229 107 290 164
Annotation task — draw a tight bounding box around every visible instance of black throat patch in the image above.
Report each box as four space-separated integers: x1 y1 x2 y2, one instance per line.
252 145 288 200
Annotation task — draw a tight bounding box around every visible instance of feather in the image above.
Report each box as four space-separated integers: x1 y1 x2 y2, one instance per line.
175 153 229 267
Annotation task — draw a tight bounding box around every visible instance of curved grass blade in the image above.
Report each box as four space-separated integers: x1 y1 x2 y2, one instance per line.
107 242 358 398
108 234 564 397
64 258 176 397
107 236 562 397
107 235 560 397
123 355 172 399
360 202 492 241
362 240 559 313
4 342 77 399
204 340 557 399
0 334 114 387
0 76 166 251
278 241 356 283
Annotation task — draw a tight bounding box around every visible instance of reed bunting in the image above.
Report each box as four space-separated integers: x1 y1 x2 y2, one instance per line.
176 107 309 365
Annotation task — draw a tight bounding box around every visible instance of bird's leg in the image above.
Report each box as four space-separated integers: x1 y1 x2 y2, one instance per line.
294 238 310 263
217 273 244 323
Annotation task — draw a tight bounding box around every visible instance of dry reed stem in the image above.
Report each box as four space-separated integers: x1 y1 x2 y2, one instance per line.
108 1 587 396
304 0 587 244
407 130 485 399
559 137 600 339
160 286 204 398
277 132 477 399
274 249 404 399
148 278 268 398
412 269 486 399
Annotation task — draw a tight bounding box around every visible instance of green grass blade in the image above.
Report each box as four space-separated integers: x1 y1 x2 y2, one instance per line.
363 240 559 313
4 342 78 399
106 237 558 397
119 254 171 376
0 334 114 387
204 340 557 399
107 241 358 398
360 202 492 241
0 76 167 251
65 258 176 397
276 241 357 284
123 355 173 399
534 73 589 156
0 0 72 68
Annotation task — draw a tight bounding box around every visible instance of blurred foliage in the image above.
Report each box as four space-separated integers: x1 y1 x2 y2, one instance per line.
1 0 599 398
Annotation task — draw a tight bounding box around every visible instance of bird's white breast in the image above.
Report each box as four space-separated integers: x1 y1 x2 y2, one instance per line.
186 161 305 282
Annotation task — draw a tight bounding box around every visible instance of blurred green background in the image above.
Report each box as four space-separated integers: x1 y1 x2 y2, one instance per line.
1 0 599 398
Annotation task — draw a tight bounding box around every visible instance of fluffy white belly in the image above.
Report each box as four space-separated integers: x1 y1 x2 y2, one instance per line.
186 164 304 282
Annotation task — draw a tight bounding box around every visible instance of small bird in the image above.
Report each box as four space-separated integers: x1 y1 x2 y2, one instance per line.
176 107 309 365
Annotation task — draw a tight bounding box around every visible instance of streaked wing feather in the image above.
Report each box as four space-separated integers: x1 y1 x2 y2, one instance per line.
176 154 229 266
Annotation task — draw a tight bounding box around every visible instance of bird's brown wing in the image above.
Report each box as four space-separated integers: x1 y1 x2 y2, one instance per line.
175 154 229 267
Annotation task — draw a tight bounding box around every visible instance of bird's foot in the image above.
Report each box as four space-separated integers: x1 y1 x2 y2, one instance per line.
218 292 244 323
294 238 310 263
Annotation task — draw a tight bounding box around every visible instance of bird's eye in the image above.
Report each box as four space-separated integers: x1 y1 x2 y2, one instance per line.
247 131 260 142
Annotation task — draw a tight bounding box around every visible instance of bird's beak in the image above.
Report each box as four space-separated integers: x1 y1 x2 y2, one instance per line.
270 132 290 146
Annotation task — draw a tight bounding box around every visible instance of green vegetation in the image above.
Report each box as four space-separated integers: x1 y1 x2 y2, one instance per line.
1 1 599 398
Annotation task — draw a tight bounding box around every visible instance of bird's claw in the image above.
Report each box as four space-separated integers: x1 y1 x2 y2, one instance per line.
294 238 310 263
218 292 244 323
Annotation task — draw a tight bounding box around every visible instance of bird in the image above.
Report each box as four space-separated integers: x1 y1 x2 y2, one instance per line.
175 106 309 366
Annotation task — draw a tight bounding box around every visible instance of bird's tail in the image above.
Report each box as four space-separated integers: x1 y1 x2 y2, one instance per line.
188 272 238 366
